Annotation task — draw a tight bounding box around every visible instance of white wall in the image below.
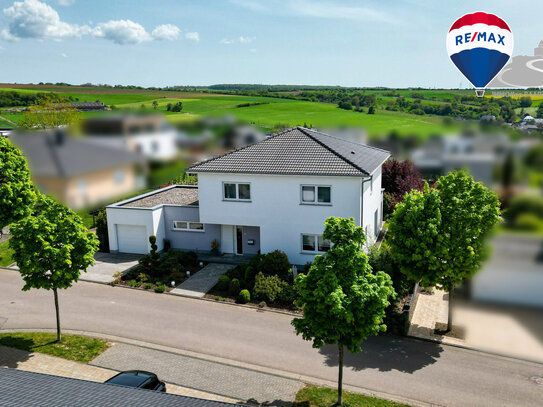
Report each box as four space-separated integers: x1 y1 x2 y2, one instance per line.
361 166 383 245
87 130 177 160
106 207 158 253
197 173 365 265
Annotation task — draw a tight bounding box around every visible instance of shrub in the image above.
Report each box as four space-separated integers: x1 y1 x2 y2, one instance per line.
226 265 244 280
229 278 241 297
211 239 219 254
216 275 230 291
504 194 543 224
154 284 166 293
259 250 291 281
277 284 299 305
129 280 139 288
143 283 154 290
367 243 412 298
515 213 543 231
237 289 250 304
253 272 287 303
138 273 149 282
178 251 198 267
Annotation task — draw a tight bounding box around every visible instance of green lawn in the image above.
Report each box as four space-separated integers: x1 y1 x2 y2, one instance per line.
0 332 110 363
0 240 14 267
294 385 411 407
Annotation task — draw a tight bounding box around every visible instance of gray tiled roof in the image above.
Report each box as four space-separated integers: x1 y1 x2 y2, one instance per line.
11 132 143 177
0 367 240 407
121 186 199 208
187 127 389 177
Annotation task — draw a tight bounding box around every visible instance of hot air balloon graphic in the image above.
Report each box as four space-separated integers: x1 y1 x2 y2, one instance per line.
446 12 513 97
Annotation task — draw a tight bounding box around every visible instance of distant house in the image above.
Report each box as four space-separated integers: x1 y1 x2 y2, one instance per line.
106 127 389 265
412 133 513 185
11 131 145 209
83 115 178 160
70 102 107 111
513 114 543 132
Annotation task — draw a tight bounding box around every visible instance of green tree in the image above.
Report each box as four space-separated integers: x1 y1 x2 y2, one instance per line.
19 99 80 129
368 105 375 114
388 171 500 332
9 195 99 342
152 100 159 110
0 138 37 229
292 217 395 405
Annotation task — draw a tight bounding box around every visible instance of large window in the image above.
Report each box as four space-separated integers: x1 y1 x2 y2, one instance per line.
223 182 251 201
173 221 205 232
302 234 331 253
301 185 331 205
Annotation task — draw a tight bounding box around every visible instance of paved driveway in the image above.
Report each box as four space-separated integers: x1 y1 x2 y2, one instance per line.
80 252 140 284
171 263 231 298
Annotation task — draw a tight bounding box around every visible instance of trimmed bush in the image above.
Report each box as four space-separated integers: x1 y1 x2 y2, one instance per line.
515 213 543 231
504 194 543 223
229 278 241 297
226 265 244 280
216 275 230 291
277 284 299 305
237 289 250 304
259 250 291 281
129 280 140 288
252 272 287 303
143 283 154 290
154 284 166 293
178 251 198 267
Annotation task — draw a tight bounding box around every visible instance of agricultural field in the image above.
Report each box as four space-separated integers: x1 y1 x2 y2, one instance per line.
0 84 456 138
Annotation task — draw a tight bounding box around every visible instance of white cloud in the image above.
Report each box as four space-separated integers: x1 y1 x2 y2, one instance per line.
220 38 234 44
238 35 255 44
249 48 256 53
2 0 86 41
91 19 151 44
152 24 180 41
60 52 67 57
185 31 199 42
1 0 196 45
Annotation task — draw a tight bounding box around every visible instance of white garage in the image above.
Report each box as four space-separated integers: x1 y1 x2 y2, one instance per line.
116 225 149 254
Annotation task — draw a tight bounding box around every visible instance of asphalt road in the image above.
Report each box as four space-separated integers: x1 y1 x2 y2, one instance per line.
1 270 542 407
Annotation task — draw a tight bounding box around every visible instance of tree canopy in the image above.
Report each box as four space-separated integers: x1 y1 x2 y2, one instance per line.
0 138 37 229
18 99 80 129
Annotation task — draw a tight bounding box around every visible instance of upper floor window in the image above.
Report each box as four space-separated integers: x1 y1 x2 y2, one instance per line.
301 185 331 205
223 182 251 201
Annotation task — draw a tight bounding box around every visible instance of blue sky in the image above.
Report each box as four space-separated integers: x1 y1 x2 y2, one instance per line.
0 0 541 88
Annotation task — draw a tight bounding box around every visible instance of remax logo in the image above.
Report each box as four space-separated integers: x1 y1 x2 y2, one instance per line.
446 12 514 94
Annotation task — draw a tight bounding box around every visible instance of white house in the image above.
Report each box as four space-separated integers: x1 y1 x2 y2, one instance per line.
106 127 389 265
82 115 178 160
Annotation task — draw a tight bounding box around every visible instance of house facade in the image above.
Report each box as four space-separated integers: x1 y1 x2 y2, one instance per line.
106 127 389 265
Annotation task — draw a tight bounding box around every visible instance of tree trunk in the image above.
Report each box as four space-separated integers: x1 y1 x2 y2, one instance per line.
53 288 61 342
337 344 344 406
447 285 454 333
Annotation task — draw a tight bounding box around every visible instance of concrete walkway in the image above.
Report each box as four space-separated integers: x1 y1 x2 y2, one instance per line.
80 252 140 284
91 343 301 404
170 263 231 298
0 345 238 403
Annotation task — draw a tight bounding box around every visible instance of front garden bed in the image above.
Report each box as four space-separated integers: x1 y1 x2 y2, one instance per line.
112 249 207 293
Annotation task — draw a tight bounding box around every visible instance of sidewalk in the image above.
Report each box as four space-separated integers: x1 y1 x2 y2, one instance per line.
0 345 238 403
171 263 231 298
90 343 302 404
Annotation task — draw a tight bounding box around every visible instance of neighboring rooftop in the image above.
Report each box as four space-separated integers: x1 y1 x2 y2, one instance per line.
121 185 199 208
187 127 390 177
11 131 144 177
0 367 239 407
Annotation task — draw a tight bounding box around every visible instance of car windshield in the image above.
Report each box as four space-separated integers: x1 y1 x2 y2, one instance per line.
106 372 154 388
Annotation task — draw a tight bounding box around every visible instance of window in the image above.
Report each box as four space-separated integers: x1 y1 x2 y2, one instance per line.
302 234 331 253
301 185 331 204
173 221 205 232
223 182 251 201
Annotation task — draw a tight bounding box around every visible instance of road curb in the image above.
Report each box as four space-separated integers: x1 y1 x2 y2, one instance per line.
0 327 435 407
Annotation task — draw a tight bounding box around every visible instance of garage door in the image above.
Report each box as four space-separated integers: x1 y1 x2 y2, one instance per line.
116 225 148 254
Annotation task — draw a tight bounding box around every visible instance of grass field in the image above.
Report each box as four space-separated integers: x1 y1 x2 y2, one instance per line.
1 86 455 137
0 240 14 267
0 332 110 363
294 384 410 407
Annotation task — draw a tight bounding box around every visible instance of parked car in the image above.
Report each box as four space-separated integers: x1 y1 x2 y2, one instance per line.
105 370 166 392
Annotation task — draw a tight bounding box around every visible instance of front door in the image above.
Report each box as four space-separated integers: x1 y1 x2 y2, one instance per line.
235 226 243 255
